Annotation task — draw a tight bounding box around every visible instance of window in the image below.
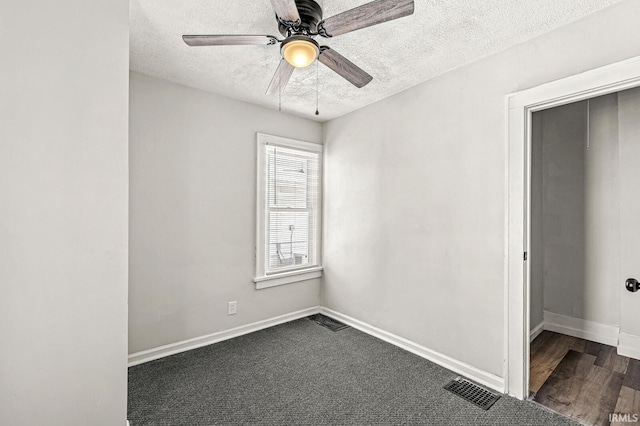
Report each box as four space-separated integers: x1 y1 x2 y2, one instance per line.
254 133 323 289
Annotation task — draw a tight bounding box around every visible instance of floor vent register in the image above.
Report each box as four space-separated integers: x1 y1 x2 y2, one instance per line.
443 377 501 410
308 314 350 332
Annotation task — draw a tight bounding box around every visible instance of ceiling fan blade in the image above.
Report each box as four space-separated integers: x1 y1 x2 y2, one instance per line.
318 47 372 88
182 35 279 46
269 0 301 26
318 0 414 37
266 59 295 96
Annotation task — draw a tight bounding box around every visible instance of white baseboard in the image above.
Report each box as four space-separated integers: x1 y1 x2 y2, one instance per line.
543 311 619 347
320 307 504 393
533 312 640 361
128 306 320 366
617 332 640 360
128 304 518 394
530 321 544 343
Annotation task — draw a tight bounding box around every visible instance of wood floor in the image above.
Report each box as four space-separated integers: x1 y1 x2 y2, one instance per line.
530 331 640 426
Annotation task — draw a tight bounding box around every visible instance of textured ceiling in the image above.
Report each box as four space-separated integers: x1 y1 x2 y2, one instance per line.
130 0 622 122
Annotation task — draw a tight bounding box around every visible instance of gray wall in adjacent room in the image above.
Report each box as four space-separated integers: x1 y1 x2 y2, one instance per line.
582 94 619 325
618 87 640 341
530 94 620 328
530 112 544 331
540 101 589 320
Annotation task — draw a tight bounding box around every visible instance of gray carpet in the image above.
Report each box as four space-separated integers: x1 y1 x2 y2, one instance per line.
128 318 579 425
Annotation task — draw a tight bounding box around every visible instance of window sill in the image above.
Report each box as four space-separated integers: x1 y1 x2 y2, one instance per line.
254 266 323 290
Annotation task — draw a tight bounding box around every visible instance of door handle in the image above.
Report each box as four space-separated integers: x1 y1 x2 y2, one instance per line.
626 278 639 292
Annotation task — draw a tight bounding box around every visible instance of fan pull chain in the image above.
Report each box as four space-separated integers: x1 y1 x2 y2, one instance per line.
315 60 319 116
279 81 282 112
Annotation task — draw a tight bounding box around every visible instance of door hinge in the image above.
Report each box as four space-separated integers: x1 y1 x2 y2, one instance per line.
524 252 528 261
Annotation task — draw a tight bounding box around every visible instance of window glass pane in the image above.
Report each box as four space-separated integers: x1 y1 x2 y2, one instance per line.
267 211 310 270
267 148 309 209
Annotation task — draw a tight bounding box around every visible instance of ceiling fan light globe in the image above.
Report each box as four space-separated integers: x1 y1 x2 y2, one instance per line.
282 39 319 68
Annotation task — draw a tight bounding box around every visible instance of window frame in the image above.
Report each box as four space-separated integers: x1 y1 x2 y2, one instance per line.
254 133 323 289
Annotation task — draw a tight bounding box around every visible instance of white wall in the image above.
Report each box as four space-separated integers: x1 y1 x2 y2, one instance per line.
322 0 640 377
0 1 129 425
129 72 323 353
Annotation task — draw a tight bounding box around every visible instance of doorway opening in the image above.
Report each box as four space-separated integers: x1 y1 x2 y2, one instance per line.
505 56 640 404
527 91 640 425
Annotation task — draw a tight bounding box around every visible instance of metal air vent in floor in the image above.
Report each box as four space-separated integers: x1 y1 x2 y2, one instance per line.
308 314 350 332
443 377 501 410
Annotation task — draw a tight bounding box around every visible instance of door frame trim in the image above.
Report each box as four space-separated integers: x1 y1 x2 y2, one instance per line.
504 56 640 399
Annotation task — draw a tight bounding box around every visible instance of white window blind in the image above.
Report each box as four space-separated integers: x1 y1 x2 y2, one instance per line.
255 134 322 286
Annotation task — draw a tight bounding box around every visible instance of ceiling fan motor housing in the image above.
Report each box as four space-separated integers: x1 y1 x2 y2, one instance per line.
278 0 323 36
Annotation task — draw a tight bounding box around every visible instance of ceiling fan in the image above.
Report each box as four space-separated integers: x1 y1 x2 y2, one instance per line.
182 0 415 96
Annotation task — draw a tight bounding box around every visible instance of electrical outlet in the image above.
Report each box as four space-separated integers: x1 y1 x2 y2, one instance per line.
227 301 237 315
